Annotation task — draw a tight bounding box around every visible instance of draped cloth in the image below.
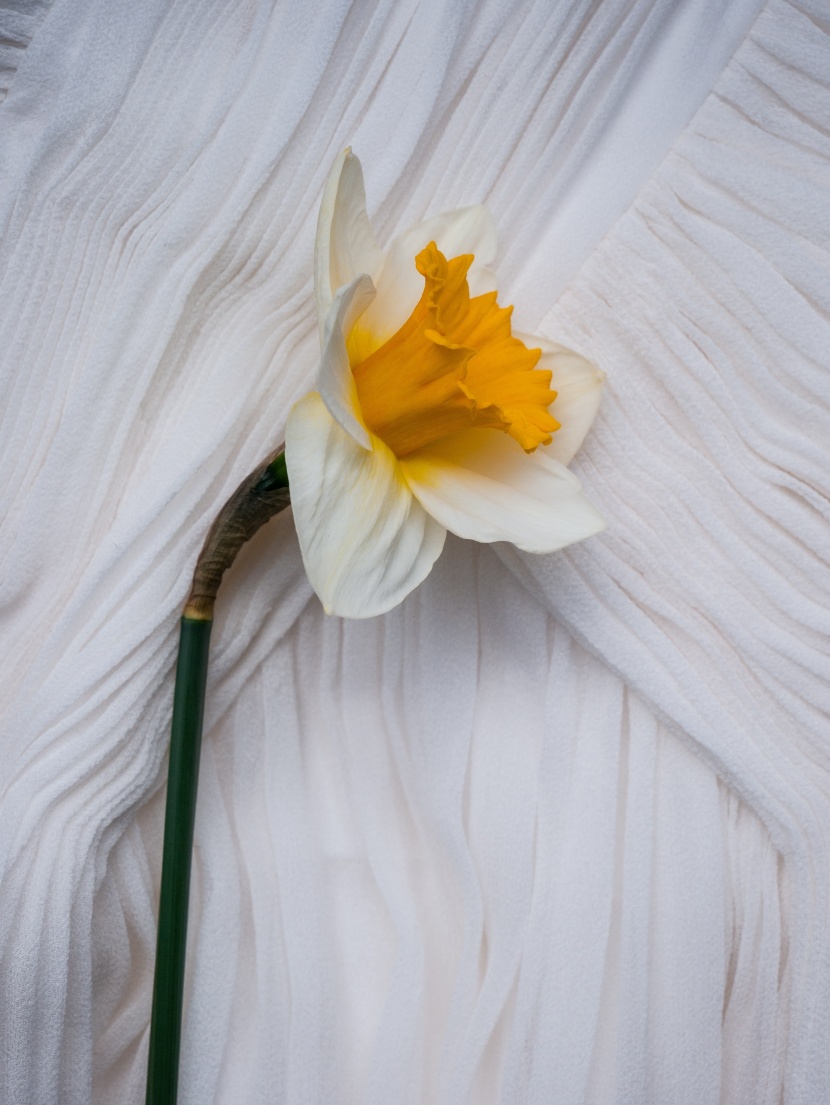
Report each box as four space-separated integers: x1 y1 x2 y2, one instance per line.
1 0 828 1101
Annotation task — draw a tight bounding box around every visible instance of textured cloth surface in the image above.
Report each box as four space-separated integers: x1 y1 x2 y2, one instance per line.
0 1 828 1103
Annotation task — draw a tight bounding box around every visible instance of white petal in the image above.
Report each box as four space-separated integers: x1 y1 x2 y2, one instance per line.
518 333 605 465
394 204 498 268
400 429 605 554
317 273 376 450
359 205 499 350
467 263 497 297
315 149 383 330
285 392 447 618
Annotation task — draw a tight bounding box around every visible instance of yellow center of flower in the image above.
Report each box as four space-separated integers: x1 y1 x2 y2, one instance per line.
351 243 559 458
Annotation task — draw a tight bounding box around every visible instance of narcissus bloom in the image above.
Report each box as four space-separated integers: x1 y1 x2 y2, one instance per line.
285 150 605 617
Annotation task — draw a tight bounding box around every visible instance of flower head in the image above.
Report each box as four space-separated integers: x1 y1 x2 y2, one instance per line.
285 149 605 617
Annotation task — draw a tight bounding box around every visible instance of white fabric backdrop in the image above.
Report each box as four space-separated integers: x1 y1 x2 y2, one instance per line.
1 0 828 1102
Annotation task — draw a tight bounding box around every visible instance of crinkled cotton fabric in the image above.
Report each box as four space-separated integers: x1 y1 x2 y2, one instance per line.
0 1 828 1103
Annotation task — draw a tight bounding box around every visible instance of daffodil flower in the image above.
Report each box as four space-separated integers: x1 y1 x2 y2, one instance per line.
285 149 606 618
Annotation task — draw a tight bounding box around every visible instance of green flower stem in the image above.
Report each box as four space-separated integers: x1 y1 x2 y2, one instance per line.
146 614 212 1105
146 447 290 1105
